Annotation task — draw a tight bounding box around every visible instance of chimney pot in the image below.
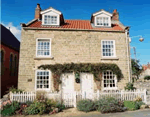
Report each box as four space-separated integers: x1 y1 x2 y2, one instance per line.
113 9 117 13
112 9 119 21
37 3 40 8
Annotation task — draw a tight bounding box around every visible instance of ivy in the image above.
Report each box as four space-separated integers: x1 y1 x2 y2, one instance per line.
38 63 123 91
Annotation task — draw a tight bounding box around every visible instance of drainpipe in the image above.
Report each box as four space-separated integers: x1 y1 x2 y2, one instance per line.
125 29 131 82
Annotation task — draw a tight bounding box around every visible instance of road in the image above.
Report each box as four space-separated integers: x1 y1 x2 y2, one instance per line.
74 109 150 117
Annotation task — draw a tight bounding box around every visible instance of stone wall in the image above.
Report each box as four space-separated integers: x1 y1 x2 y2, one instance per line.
18 29 130 91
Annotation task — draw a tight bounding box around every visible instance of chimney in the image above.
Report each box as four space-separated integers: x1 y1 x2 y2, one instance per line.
112 9 119 21
35 3 41 19
143 65 147 71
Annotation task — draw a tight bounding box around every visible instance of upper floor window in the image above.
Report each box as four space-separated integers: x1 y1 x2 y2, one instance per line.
44 15 57 25
102 40 116 57
96 17 109 26
36 39 51 57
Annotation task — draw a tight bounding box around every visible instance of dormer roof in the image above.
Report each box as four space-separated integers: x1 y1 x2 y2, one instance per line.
41 7 61 15
92 9 112 16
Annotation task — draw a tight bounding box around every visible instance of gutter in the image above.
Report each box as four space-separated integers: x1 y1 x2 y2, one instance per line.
125 27 131 82
22 27 125 33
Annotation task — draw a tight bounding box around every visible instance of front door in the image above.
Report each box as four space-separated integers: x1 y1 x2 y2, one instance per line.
61 73 74 107
80 73 93 99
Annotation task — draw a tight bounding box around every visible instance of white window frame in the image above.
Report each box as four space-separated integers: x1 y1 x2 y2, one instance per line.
43 15 58 25
101 40 116 58
96 17 109 27
35 70 51 91
42 13 60 26
36 38 51 58
95 16 111 27
102 70 117 90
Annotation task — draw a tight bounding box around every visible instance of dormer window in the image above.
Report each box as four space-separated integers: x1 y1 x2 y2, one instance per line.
91 9 112 27
96 17 109 26
40 7 64 26
44 15 57 25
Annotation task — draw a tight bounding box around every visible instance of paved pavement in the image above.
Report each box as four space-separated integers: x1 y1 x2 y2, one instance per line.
74 109 150 117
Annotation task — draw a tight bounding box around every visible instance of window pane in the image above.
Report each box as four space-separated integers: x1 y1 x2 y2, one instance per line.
44 15 57 25
37 40 50 57
103 71 117 88
97 17 109 26
102 41 115 57
36 71 49 89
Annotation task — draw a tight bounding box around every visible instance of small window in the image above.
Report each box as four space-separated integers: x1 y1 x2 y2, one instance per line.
44 15 57 25
1 50 4 64
14 55 17 76
36 39 51 57
36 70 50 90
102 40 115 57
103 71 117 89
9 54 13 76
96 17 109 26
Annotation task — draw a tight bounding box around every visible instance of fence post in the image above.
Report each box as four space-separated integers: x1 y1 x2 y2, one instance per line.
74 91 76 108
144 89 147 104
10 91 12 102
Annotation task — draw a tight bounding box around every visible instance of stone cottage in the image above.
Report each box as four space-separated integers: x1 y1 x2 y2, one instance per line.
18 4 131 95
139 63 150 79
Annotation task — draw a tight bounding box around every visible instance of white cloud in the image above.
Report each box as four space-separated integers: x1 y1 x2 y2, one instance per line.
2 22 21 41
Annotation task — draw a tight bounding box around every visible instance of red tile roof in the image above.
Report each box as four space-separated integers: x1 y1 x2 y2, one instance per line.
28 20 124 31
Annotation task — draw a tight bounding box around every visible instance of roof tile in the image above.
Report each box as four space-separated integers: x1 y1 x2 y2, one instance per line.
28 20 124 31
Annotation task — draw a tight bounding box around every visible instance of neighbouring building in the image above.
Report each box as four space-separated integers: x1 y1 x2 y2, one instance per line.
1 24 20 98
139 63 150 79
18 4 131 95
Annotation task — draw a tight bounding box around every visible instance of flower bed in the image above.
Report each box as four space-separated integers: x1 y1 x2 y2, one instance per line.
0 91 66 116
76 97 149 114
77 97 127 113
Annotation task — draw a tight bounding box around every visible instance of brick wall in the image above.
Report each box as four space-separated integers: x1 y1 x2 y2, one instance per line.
1 44 19 97
18 29 129 91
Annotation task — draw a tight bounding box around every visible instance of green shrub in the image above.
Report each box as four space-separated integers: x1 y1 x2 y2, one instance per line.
23 103 39 115
23 101 46 115
45 99 57 113
46 99 57 107
135 101 145 110
144 76 150 80
1 101 20 116
95 97 124 113
124 82 136 91
8 86 24 93
26 101 33 106
77 99 95 112
56 103 65 112
23 99 58 115
124 101 136 111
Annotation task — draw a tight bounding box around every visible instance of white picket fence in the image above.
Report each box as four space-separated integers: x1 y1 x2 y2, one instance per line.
10 89 147 108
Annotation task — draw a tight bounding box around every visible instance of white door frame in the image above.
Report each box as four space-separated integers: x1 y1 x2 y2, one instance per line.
80 72 94 99
61 72 75 93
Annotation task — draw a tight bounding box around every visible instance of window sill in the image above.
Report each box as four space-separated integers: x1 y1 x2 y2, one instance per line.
101 57 119 60
34 56 54 60
102 88 118 91
35 89 51 92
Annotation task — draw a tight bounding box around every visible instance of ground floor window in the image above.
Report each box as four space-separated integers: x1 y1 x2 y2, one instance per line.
36 70 50 90
103 71 117 89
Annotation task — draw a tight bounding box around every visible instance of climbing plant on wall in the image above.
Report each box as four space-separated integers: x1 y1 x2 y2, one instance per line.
38 63 123 91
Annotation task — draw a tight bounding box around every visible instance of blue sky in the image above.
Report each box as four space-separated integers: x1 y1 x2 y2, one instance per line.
1 0 150 65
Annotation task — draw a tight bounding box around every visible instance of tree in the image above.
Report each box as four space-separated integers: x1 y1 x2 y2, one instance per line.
131 59 143 80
